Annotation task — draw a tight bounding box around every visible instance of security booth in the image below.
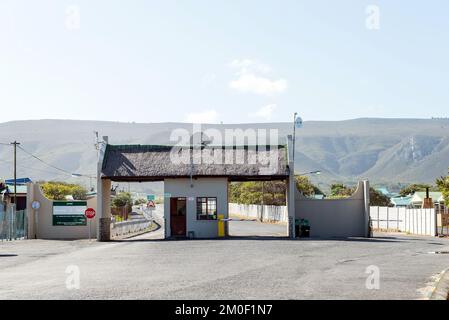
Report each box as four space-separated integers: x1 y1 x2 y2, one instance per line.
98 142 295 240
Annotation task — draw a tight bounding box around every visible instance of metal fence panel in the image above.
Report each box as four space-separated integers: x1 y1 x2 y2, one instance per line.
370 206 436 236
0 207 28 241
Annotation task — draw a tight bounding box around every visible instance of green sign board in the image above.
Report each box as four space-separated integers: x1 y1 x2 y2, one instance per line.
53 201 87 226
147 194 155 201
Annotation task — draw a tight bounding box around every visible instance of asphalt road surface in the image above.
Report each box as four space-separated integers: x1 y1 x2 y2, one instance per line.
1 223 449 299
228 220 287 237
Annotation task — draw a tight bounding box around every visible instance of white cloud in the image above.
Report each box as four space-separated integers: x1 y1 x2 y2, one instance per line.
249 104 277 121
185 109 219 124
228 59 272 75
228 58 287 95
230 74 287 95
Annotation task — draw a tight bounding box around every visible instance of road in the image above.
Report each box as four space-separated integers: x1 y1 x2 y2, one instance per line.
228 220 287 237
0 222 449 299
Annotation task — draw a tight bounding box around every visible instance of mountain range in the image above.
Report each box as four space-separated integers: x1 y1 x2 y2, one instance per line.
1 118 449 193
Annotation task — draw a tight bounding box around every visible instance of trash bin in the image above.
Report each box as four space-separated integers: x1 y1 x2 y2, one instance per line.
300 225 310 237
300 219 310 238
294 219 301 238
295 218 310 238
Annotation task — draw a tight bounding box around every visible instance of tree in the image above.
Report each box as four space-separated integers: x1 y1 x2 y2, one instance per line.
229 181 286 206
329 183 354 198
229 177 322 206
112 192 132 209
399 183 433 197
369 188 392 206
295 176 323 197
71 185 87 200
436 168 449 206
134 198 147 205
40 181 87 200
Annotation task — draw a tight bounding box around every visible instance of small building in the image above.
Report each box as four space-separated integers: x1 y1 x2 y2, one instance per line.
99 144 291 239
410 191 444 208
390 196 412 208
1 184 28 211
375 187 399 199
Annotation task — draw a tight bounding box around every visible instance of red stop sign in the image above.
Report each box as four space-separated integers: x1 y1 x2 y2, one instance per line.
84 208 96 219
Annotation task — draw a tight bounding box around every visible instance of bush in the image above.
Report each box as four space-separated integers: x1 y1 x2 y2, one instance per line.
134 198 147 206
112 192 132 211
41 181 87 200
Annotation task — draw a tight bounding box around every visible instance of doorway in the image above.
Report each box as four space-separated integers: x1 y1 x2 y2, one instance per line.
228 180 288 238
170 197 187 237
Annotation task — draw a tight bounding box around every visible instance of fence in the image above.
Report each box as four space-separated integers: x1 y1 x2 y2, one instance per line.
111 218 153 238
370 206 437 236
0 206 28 241
228 203 287 223
436 205 449 236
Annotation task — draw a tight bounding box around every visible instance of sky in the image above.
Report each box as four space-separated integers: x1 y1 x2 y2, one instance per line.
0 0 448 124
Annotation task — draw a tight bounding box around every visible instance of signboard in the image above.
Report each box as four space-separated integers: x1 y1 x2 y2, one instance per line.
147 200 156 210
294 116 303 128
147 194 155 201
53 201 87 226
84 208 96 219
31 200 41 210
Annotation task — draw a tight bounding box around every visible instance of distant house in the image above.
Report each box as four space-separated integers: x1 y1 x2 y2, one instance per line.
375 187 399 199
1 184 28 211
410 191 444 208
390 196 412 208
376 187 390 196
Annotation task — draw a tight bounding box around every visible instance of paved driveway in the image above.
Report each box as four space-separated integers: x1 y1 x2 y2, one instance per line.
0 229 448 299
228 220 287 237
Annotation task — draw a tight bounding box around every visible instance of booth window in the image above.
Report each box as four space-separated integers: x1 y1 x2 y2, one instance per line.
196 197 217 220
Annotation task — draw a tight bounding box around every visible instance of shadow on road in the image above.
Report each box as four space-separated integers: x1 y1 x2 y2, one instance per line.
111 235 420 243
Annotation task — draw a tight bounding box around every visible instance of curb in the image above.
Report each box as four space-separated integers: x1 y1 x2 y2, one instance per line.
430 268 449 300
112 221 161 240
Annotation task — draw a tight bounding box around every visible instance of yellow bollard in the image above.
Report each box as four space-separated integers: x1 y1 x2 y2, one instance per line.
218 214 225 237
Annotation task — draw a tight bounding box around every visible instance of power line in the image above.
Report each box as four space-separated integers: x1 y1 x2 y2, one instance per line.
0 158 75 176
17 145 73 175
17 145 95 178
11 141 20 208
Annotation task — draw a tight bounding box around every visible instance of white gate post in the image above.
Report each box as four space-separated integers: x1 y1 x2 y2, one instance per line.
386 207 389 231
377 206 380 230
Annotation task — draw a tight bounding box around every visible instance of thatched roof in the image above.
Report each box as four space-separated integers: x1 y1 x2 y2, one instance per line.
101 144 289 181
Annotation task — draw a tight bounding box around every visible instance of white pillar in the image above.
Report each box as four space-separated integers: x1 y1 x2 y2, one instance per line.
363 180 370 237
287 134 296 238
98 179 111 241
25 182 33 238
96 136 110 241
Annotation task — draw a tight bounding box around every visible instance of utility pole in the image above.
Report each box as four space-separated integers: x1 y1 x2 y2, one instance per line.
10 141 20 211
292 112 297 165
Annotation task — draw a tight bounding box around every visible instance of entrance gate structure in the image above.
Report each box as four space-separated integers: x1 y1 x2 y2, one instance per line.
96 136 296 241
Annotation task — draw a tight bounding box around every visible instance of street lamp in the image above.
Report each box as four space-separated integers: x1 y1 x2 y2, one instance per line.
297 170 321 176
292 113 303 165
71 173 96 191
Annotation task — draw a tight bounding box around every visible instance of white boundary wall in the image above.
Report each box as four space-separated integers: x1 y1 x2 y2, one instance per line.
370 206 437 236
295 181 370 238
229 203 287 223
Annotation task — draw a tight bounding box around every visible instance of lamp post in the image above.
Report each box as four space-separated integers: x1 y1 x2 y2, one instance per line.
292 113 303 168
297 170 321 176
292 113 297 164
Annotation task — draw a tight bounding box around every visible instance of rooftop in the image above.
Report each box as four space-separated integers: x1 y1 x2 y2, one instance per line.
101 144 290 181
1 184 27 195
412 191 443 202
